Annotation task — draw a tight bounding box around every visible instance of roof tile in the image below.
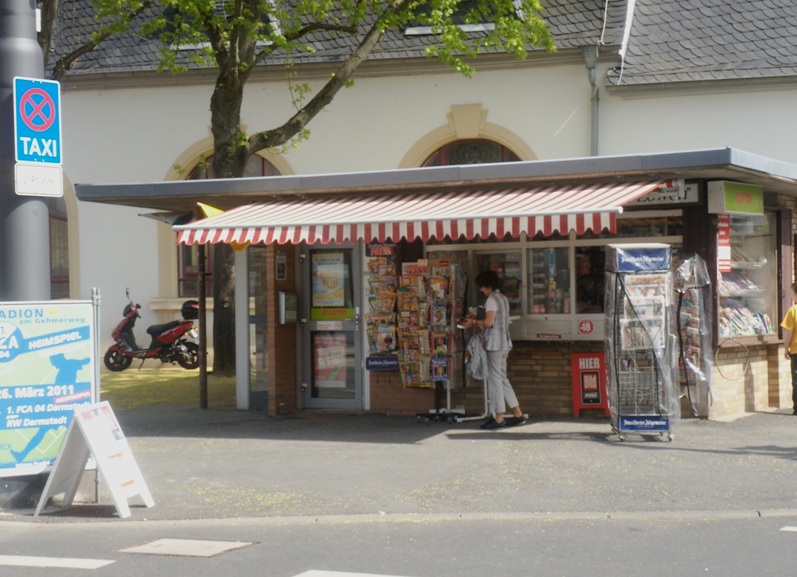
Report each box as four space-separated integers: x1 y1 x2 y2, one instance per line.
608 0 797 86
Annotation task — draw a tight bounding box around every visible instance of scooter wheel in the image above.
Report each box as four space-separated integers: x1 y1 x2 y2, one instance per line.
104 349 133 371
177 342 200 370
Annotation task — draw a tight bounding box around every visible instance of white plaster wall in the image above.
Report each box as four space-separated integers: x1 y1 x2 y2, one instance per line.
75 202 159 339
598 76 797 163
61 62 594 340
63 63 594 181
271 63 593 172
60 58 797 342
62 85 214 340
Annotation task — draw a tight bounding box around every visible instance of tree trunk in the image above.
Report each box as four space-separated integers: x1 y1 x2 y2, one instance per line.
212 243 236 374
209 72 248 375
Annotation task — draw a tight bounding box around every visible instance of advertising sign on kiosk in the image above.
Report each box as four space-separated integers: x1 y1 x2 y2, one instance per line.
571 352 610 417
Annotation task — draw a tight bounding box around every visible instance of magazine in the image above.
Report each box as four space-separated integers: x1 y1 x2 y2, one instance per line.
430 302 448 325
432 357 449 381
431 331 449 353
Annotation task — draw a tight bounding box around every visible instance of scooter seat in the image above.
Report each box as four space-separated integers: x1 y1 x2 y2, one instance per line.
146 320 181 336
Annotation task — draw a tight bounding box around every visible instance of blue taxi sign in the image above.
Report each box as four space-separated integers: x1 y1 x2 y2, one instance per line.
13 77 62 165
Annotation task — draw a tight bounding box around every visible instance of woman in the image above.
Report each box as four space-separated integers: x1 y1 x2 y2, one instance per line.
461 270 526 429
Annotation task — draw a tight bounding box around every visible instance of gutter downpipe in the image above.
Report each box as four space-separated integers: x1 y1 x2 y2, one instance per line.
582 45 600 157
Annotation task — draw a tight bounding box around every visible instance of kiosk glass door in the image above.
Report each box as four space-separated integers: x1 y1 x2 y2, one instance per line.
302 246 362 409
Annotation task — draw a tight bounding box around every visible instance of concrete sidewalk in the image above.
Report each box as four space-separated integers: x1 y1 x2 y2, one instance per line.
4 400 797 523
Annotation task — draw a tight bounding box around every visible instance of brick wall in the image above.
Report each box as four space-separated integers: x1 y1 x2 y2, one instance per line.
365 341 605 417
268 245 298 416
368 369 436 415
708 343 787 419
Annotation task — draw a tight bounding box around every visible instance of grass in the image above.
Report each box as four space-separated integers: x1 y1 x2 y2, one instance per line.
99 367 237 411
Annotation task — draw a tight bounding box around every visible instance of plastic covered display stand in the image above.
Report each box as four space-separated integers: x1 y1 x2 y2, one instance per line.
674 254 714 417
604 244 680 441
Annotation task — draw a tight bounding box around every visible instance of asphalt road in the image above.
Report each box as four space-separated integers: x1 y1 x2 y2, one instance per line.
2 511 797 577
2 399 797 575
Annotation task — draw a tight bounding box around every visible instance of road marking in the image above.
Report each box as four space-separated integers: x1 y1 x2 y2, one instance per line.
0 555 114 569
295 572 413 577
120 538 253 557
780 526 797 532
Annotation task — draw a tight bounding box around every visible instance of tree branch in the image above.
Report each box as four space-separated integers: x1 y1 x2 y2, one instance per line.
252 21 359 67
39 0 59 69
49 0 152 81
247 1 415 152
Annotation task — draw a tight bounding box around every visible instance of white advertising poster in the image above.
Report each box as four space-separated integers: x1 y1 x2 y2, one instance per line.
0 301 96 477
75 402 152 513
35 401 153 518
312 252 346 307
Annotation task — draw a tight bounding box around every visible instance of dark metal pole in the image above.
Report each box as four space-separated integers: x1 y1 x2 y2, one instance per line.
198 244 208 409
0 0 51 300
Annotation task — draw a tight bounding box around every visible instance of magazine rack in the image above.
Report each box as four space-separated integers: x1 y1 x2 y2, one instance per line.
605 244 679 441
365 246 398 357
396 260 466 423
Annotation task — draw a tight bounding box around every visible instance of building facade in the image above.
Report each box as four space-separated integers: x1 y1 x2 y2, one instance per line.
50 0 797 420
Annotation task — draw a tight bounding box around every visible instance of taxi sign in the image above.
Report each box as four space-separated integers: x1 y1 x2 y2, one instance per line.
13 77 62 165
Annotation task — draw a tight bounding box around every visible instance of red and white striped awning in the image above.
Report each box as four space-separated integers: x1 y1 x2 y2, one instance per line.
174 181 667 245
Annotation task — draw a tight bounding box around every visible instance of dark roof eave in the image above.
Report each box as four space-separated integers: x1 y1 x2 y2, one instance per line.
74 147 797 213
606 74 797 93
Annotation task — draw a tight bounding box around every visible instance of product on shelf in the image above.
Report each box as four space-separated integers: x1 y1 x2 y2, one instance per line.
396 260 464 388
720 213 775 336
365 245 398 355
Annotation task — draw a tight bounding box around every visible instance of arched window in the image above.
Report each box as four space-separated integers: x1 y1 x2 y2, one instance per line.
424 139 521 246
422 139 520 166
186 154 282 180
48 196 69 299
178 154 281 297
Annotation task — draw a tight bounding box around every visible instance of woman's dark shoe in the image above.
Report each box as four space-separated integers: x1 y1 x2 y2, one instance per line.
480 418 506 430
506 415 527 427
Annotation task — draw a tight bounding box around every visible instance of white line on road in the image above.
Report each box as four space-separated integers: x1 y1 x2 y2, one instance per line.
120 538 253 557
295 572 413 577
780 526 797 532
0 555 114 569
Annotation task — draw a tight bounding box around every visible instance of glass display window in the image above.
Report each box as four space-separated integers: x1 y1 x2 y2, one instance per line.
475 252 523 316
718 213 776 336
615 215 684 238
575 246 605 314
424 211 683 341
528 247 570 314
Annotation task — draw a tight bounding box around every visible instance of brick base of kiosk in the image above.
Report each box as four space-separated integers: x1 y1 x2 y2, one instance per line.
571 352 610 418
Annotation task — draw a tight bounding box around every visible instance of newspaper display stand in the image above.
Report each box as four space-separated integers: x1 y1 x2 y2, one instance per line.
605 244 679 441
397 260 466 423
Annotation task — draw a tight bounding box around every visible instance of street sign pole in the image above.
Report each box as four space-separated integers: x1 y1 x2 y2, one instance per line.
0 0 51 300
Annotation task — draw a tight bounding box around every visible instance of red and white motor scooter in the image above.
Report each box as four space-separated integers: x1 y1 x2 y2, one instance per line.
104 290 199 371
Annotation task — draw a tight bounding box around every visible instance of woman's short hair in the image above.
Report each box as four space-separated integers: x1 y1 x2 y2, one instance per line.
475 270 501 290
